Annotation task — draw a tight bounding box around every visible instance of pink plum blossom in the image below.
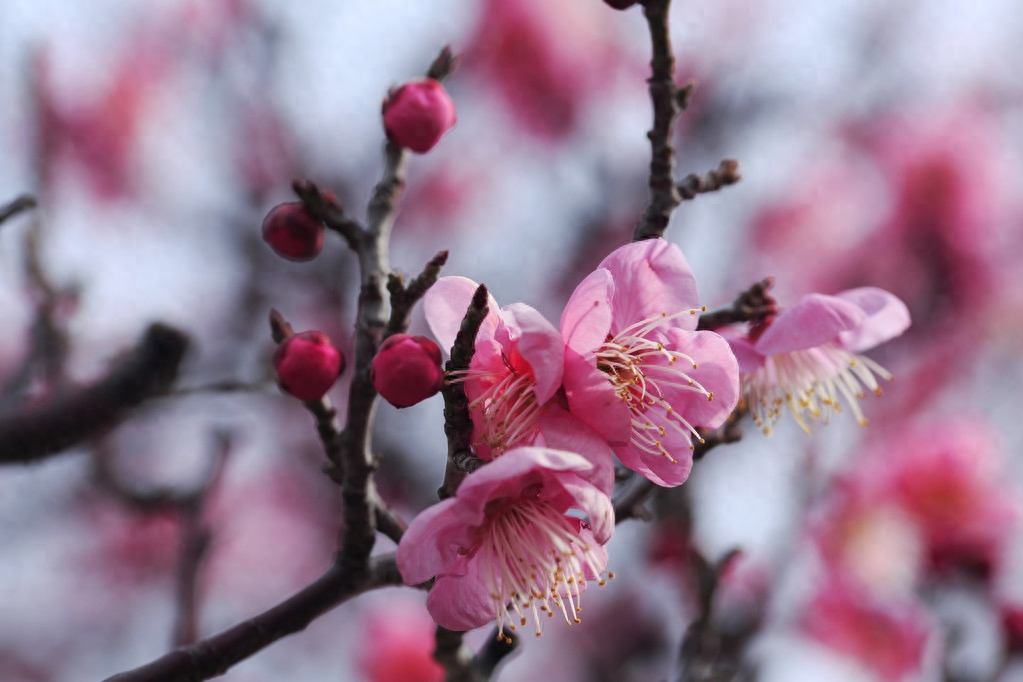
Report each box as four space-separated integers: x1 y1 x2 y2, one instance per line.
802 576 931 682
724 287 910 434
879 419 1016 578
425 277 613 492
560 239 740 487
396 447 614 640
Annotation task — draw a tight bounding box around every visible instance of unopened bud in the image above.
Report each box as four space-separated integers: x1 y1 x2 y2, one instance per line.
273 331 345 402
262 202 324 262
382 78 457 154
371 334 445 408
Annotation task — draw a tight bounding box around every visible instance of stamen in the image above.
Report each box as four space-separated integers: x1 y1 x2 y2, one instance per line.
744 342 894 434
447 362 543 456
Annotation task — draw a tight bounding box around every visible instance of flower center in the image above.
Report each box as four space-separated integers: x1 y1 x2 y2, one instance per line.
742 342 893 435
448 354 542 457
476 498 612 642
594 310 712 463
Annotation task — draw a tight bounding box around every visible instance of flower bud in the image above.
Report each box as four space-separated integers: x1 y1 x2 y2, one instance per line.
261 202 324 262
273 331 345 402
382 78 457 154
371 334 445 408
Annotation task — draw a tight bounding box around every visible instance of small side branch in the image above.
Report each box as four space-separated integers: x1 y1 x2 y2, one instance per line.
438 284 489 500
678 160 741 201
292 179 364 250
387 250 449 337
0 194 37 226
0 324 189 464
697 278 776 331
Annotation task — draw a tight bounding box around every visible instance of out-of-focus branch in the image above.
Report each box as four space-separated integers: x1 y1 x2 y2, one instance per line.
676 549 743 682
437 283 489 500
0 324 189 464
0 194 37 226
697 278 776 331
386 250 449 337
678 160 741 201
292 179 364 250
434 627 519 682
633 0 687 242
101 554 403 682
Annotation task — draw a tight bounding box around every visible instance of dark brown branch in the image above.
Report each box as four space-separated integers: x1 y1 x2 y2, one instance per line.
434 625 518 682
0 194 37 226
101 554 403 682
696 278 776 331
633 0 684 242
426 45 459 81
678 160 741 201
292 179 364 250
437 284 489 500
386 250 449 337
676 549 742 682
0 324 189 464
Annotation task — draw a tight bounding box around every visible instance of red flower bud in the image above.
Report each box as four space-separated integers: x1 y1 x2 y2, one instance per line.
273 331 345 402
261 202 324 262
382 78 457 154
371 334 445 408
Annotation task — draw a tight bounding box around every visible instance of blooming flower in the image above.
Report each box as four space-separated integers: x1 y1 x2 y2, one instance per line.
725 287 910 434
560 239 739 487
802 576 931 682
396 447 614 639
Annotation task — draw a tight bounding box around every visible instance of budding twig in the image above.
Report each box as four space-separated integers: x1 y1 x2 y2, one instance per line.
678 159 741 201
386 249 449 337
696 277 777 331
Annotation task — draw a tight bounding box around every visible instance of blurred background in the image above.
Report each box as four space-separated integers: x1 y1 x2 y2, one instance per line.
1 0 1022 680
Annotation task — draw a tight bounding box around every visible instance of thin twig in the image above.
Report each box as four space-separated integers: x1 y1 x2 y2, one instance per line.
292 179 364 250
696 278 776 331
437 284 489 500
0 324 189 464
386 250 449 337
678 160 741 201
101 555 403 682
633 0 684 242
0 194 37 226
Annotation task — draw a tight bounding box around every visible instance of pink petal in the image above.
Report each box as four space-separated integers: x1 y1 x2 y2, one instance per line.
834 287 912 352
455 446 596 512
561 268 614 353
754 293 867 355
563 348 632 446
545 478 615 545
719 328 766 373
495 302 564 403
537 403 615 495
613 436 694 488
598 239 701 333
396 499 475 586
426 555 495 631
660 329 740 429
424 276 500 353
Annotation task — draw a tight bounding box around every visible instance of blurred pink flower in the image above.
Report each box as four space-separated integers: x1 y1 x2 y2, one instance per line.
561 239 739 487
356 599 444 682
880 420 1016 578
396 447 614 639
724 287 910 434
465 0 620 140
802 576 931 682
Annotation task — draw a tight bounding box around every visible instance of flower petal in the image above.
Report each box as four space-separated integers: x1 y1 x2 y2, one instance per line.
613 437 694 488
496 303 564 403
598 239 701 332
424 276 500 353
563 348 632 446
426 555 496 631
561 268 614 354
546 477 615 545
660 328 740 429
754 292 867 355
834 287 912 352
719 328 766 373
455 446 596 512
396 498 476 586
537 403 615 495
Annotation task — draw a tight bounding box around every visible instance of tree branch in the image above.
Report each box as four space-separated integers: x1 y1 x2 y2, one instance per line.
696 278 776 331
0 194 37 226
678 160 741 201
386 250 449 337
101 554 403 682
0 324 189 464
